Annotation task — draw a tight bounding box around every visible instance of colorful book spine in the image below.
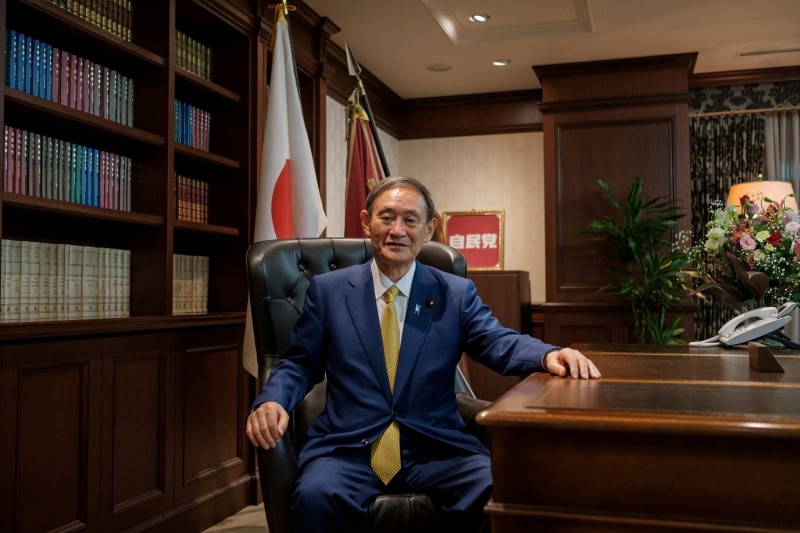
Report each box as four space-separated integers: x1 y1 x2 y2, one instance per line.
5 30 134 127
174 100 211 151
3 126 132 212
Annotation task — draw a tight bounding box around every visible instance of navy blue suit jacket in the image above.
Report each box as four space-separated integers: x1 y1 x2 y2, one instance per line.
252 260 558 468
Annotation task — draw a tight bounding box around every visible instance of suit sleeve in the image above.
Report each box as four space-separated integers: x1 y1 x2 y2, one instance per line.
460 278 558 376
251 278 327 412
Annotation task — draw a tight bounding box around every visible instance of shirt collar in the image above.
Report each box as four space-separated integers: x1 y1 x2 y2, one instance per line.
370 260 416 300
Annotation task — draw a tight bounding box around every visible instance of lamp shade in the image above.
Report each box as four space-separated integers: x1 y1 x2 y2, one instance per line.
727 181 798 212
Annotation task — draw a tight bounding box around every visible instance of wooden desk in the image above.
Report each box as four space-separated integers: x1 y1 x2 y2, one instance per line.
477 343 800 532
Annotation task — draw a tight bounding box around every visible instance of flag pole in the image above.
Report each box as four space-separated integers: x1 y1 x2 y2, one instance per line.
346 44 391 177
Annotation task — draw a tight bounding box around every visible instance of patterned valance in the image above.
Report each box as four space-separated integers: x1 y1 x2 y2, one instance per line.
690 81 800 115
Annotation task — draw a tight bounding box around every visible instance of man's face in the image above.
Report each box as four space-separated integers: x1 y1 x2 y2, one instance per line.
360 186 437 281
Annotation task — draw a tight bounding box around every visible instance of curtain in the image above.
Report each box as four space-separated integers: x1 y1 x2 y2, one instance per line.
689 113 766 340
765 110 800 188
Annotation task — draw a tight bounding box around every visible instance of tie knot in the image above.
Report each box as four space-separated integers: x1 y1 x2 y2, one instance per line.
385 285 399 304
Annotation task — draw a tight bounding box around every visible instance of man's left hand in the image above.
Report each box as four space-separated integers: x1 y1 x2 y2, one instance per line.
543 348 601 379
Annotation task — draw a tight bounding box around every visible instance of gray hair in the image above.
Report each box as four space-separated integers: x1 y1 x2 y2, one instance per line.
365 176 436 223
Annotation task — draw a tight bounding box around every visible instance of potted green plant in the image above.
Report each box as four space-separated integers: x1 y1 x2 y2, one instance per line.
581 177 690 344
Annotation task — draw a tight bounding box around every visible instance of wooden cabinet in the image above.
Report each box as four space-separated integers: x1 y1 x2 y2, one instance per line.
0 326 249 532
465 270 530 401
0 1 256 530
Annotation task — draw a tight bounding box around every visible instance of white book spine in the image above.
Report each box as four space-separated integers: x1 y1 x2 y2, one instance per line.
20 240 31 322
122 249 130 317
29 241 41 321
96 248 106 318
191 255 203 314
183 255 191 315
39 242 51 321
56 243 66 320
49 242 58 318
105 248 113 318
202 255 209 314
66 244 83 319
81 246 98 319
8 240 21 322
109 248 119 318
172 253 178 315
0 240 7 323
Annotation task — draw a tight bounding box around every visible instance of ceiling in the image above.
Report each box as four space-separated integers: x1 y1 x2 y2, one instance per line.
300 0 800 99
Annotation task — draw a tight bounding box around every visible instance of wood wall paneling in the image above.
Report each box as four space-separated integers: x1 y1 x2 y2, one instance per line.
1 339 102 533
554 112 681 300
174 327 249 507
536 54 695 346
101 334 175 530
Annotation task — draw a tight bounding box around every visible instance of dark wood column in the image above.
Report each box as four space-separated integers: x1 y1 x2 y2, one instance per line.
534 54 696 346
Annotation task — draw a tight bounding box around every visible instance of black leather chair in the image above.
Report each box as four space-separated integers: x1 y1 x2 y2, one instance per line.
246 238 491 533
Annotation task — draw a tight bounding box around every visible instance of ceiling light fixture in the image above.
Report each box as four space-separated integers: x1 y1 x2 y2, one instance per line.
492 59 511 67
425 63 453 72
468 14 490 23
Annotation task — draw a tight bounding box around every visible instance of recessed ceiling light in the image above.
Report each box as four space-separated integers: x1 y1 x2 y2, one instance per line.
468 14 490 23
492 59 511 67
426 63 453 72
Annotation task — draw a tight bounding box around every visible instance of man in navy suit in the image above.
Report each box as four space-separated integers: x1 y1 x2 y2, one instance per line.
246 176 601 532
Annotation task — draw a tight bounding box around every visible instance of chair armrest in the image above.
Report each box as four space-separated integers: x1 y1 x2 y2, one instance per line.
457 392 492 447
257 436 300 533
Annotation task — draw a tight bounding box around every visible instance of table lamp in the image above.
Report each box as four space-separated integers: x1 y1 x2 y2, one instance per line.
727 180 798 213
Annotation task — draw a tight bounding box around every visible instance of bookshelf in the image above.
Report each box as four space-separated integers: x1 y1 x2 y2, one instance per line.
1 0 252 325
0 0 255 531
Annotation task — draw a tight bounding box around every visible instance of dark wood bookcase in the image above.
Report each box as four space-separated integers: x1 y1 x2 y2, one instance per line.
0 1 256 531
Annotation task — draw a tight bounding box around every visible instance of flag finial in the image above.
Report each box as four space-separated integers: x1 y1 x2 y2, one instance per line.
346 43 362 80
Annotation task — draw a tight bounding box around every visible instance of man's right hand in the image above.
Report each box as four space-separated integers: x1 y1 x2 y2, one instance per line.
246 401 289 449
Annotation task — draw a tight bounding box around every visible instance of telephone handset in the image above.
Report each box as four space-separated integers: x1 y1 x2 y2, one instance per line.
689 302 796 347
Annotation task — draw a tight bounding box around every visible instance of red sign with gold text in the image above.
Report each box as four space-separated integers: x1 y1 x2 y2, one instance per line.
442 211 504 270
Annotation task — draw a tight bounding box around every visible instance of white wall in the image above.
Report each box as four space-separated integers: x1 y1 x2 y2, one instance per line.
324 96 546 300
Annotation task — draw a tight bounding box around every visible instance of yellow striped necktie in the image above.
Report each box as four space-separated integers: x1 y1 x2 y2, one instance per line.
371 285 401 485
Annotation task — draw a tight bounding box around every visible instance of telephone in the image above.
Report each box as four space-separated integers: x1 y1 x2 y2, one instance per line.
689 302 797 347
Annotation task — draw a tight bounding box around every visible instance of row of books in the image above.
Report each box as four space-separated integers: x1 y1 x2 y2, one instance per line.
176 174 209 224
176 31 212 81
0 240 131 323
4 125 133 211
45 0 133 42
6 29 135 127
174 100 211 151
172 254 209 316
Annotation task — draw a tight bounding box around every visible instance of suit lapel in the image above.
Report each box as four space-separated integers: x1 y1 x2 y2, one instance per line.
345 263 392 402
393 264 442 396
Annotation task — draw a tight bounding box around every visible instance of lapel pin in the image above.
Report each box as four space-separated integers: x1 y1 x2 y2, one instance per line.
414 304 421 315
426 298 435 307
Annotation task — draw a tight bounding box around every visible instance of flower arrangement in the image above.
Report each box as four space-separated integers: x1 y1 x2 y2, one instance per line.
690 192 800 311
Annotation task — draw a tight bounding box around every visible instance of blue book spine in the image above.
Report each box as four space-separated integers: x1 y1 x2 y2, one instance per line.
81 145 89 205
32 39 41 98
44 44 52 101
93 148 100 206
71 143 79 204
17 32 26 93
24 35 33 95
7 30 18 90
